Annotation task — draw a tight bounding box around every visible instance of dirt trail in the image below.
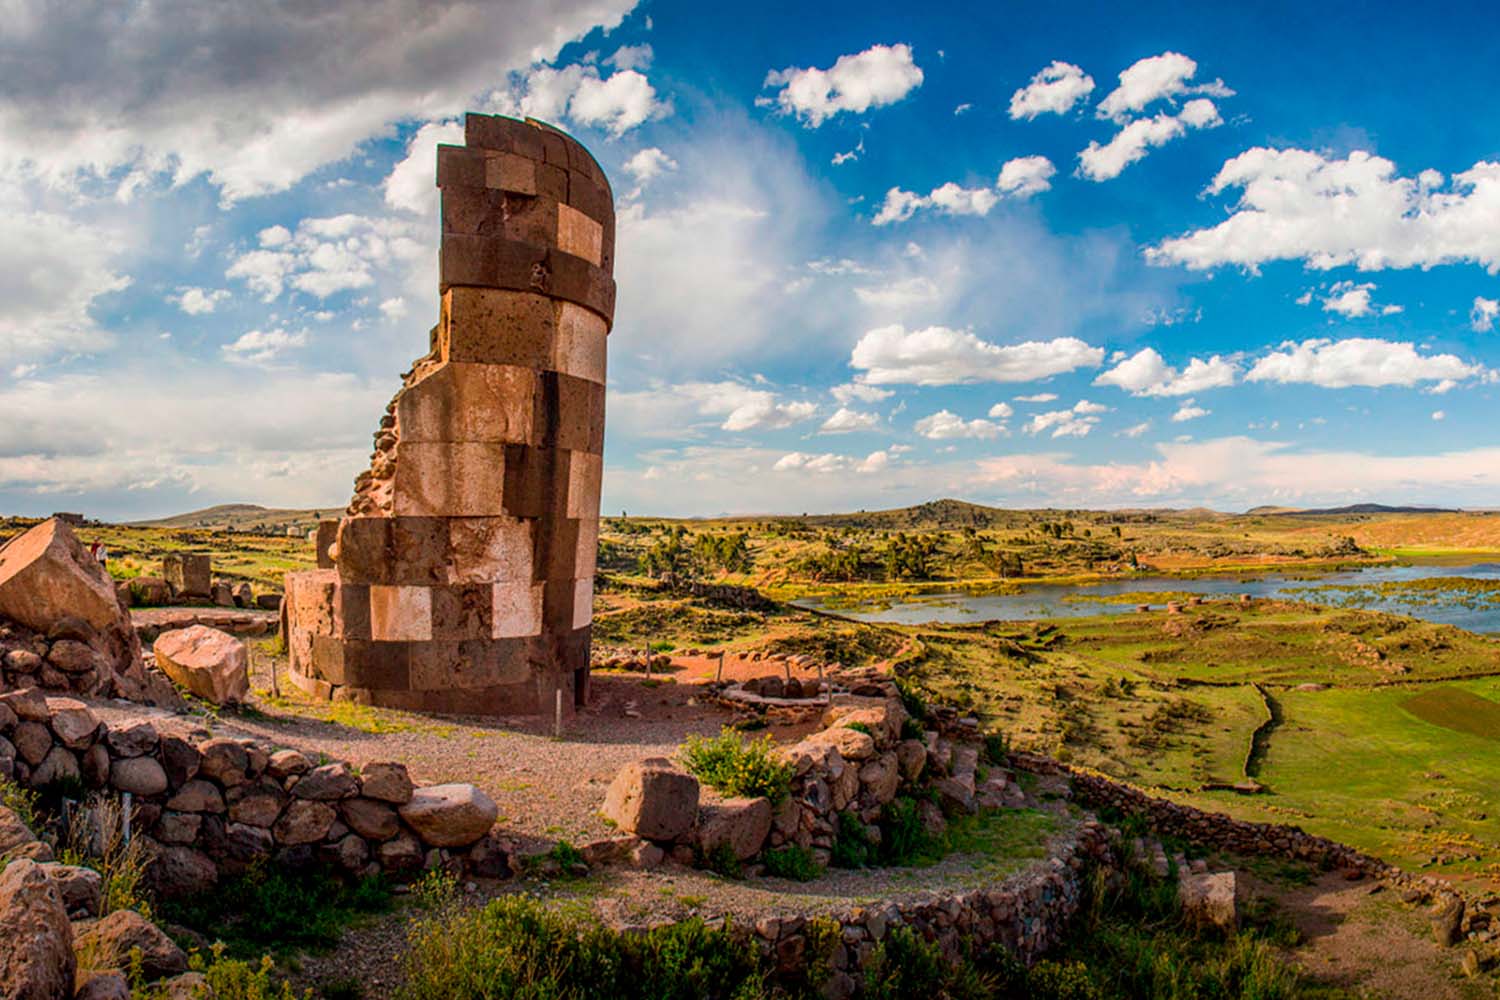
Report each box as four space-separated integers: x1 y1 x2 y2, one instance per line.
1247 871 1491 999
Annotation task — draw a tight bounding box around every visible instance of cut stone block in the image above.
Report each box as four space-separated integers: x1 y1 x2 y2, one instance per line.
572 577 593 630
369 586 433 642
566 451 604 518
393 441 507 517
554 302 608 384
557 202 604 266
574 518 599 578
439 287 556 368
485 151 537 195
492 581 543 638
449 517 533 583
399 363 537 444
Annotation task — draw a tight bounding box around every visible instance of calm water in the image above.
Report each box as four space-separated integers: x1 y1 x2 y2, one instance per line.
793 563 1500 634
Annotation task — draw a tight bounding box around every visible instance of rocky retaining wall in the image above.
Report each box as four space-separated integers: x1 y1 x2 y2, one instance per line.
0 687 509 899
1007 751 1482 914
739 820 1115 998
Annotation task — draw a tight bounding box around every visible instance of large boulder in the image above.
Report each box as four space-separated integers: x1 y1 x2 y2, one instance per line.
694 793 772 861
151 626 249 705
398 783 498 847
0 858 75 999
601 757 700 842
74 909 188 980
0 519 142 694
1179 871 1238 934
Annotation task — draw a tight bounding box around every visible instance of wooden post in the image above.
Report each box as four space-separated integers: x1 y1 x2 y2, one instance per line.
715 650 725 683
122 792 133 844
554 688 563 739
644 644 652 680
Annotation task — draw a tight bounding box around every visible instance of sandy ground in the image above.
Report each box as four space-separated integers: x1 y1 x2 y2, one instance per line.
1245 870 1494 1000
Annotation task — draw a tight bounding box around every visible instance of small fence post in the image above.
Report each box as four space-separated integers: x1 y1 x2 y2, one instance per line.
122 792 133 844
554 688 564 739
715 650 725 683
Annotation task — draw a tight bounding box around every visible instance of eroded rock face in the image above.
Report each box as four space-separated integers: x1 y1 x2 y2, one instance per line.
151 626 250 705
601 757 699 843
0 519 143 696
0 858 75 1000
398 783 498 847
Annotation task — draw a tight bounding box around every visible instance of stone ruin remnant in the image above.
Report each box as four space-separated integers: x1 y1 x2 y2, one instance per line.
282 113 614 715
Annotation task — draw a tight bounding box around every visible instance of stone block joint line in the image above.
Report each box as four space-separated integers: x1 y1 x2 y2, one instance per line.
282 113 615 715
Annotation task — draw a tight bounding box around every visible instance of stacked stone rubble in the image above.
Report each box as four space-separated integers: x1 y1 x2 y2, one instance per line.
0 686 507 898
283 112 614 715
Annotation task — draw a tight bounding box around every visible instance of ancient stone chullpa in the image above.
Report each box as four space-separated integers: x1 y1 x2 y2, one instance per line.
282 113 614 715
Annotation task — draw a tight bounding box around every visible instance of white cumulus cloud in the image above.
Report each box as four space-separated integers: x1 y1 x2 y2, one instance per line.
1093 347 1236 396
1472 296 1499 332
1009 61 1095 120
850 325 1104 385
1246 338 1485 389
1148 149 1500 273
914 410 1006 440
819 407 882 434
874 155 1056 225
170 287 230 316
1095 51 1232 122
1078 99 1220 182
763 43 924 127
222 328 308 366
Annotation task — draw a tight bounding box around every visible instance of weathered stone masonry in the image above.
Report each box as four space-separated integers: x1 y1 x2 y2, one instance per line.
283 113 614 715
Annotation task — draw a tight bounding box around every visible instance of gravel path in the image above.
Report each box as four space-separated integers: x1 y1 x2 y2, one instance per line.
94 661 818 845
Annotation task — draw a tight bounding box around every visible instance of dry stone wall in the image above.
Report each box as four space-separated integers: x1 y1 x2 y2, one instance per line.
0 687 510 898
283 112 615 716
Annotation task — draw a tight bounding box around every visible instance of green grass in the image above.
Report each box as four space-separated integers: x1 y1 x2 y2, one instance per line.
1196 677 1500 883
159 864 392 958
1400 686 1500 739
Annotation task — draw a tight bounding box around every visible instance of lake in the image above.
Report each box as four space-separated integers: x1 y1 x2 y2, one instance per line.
793 562 1500 634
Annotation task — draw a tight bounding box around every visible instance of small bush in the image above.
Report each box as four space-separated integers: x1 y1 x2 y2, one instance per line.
679 729 794 806
762 845 822 882
830 811 874 869
876 796 929 866
701 842 743 879
843 721 874 737
862 927 996 1000
982 731 1009 766
132 945 308 999
892 677 928 724
61 793 151 917
0 777 40 831
160 864 391 957
899 717 924 741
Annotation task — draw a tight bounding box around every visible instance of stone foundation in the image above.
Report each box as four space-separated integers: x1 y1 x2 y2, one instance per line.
283 112 614 716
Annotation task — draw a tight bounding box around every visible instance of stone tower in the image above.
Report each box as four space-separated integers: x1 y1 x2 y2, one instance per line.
281 113 613 715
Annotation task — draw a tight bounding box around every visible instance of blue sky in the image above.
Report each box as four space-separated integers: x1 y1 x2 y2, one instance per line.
2 0 1498 519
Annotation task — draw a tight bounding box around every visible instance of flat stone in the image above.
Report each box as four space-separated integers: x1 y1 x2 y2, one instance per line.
291 762 358 801
398 783 498 847
153 626 249 705
75 909 188 979
359 761 413 804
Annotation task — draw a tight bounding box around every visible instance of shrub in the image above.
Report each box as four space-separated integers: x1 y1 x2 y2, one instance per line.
982 731 1009 767
0 777 40 831
132 945 308 999
700 842 743 879
843 721 874 737
761 845 822 882
892 678 928 725
160 864 391 957
61 793 151 917
830 811 873 869
398 895 774 1000
876 796 929 866
679 729 793 806
862 927 996 1000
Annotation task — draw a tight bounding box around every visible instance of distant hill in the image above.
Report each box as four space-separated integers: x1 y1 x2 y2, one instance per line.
692 498 1229 530
129 503 342 533
1260 503 1460 517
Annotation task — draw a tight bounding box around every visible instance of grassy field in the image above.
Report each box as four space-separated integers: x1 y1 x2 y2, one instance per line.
9 498 1500 889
